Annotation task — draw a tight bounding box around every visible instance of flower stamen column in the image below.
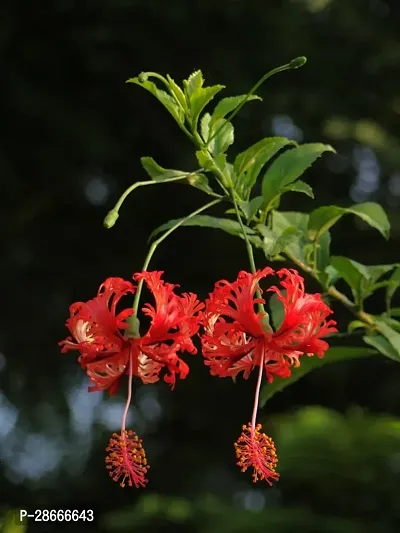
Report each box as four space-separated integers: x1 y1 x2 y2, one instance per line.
105 346 150 488
234 353 279 484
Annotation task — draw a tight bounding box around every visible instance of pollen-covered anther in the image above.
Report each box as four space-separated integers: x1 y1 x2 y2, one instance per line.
234 422 279 485
105 429 150 488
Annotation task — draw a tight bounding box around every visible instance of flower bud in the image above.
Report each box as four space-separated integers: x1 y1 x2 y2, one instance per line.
138 72 148 83
289 56 307 69
103 210 119 229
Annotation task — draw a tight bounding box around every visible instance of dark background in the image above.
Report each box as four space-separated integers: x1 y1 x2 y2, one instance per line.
2 0 400 532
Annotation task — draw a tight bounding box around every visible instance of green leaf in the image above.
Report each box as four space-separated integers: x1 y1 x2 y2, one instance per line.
185 173 219 196
364 264 397 284
189 85 225 129
140 157 188 181
225 198 257 222
271 211 310 263
316 231 331 272
201 112 234 155
234 137 295 199
200 113 212 143
260 346 377 406
196 150 214 171
283 180 314 198
375 319 400 359
166 74 188 112
262 143 335 208
214 154 234 186
330 256 370 301
149 215 256 242
363 317 400 362
323 264 341 286
127 77 185 126
308 202 390 241
348 320 369 333
195 152 233 189
208 119 234 155
387 266 400 309
210 94 262 123
268 290 285 330
379 314 400 332
330 256 397 303
196 150 232 185
200 113 234 156
257 224 302 259
313 232 332 287
272 210 309 233
234 137 294 178
183 70 204 99
140 156 217 196
247 196 263 220
363 334 400 362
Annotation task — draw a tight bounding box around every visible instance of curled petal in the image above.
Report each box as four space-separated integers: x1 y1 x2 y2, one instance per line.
141 343 189 390
222 353 255 379
59 277 135 355
86 349 130 393
105 430 149 488
268 269 337 356
179 292 204 318
263 349 292 382
176 293 204 353
59 277 135 393
137 352 162 384
134 271 181 339
162 357 189 389
234 423 279 485
202 319 256 378
206 268 273 338
99 278 136 316
135 272 203 386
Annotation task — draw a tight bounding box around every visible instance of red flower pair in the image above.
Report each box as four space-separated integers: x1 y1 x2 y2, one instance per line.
60 268 336 488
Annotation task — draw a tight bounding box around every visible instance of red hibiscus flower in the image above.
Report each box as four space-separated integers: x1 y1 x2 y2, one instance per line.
201 267 337 485
60 271 203 488
60 272 203 394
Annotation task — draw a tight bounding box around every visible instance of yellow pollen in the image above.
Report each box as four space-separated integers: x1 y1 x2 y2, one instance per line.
234 422 279 485
105 430 150 488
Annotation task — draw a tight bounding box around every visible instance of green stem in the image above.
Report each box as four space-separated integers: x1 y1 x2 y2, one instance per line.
260 197 278 226
312 241 318 274
250 351 264 434
104 170 203 229
207 58 305 147
232 193 257 275
259 209 268 227
177 122 195 142
232 193 271 329
130 197 223 329
141 72 169 85
193 130 205 148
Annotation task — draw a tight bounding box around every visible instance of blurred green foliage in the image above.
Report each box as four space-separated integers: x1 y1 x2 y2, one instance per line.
101 407 400 533
0 510 27 533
